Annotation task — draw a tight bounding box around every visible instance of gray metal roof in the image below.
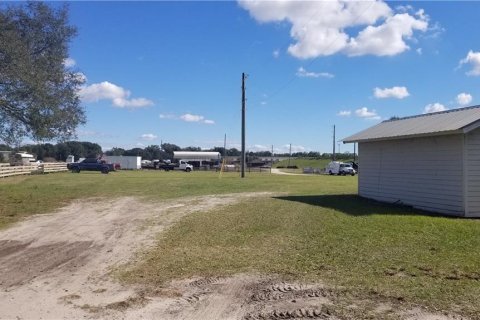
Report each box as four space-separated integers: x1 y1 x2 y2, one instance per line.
343 105 480 143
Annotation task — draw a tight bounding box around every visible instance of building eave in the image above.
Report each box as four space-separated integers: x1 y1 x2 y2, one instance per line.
343 129 464 144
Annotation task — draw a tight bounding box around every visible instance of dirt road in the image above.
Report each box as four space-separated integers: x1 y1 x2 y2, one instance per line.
0 193 460 320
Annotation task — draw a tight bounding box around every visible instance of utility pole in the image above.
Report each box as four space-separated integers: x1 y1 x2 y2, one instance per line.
241 73 246 178
271 145 273 173
223 133 227 159
332 125 336 161
288 143 292 167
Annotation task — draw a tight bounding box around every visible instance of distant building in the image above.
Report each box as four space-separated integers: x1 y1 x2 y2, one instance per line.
173 151 221 168
343 105 480 217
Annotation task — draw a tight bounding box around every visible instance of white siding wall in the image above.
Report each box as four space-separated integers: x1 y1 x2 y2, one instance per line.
466 128 480 217
358 135 464 216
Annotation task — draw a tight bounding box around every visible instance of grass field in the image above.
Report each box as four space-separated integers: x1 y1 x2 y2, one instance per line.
273 157 333 169
1 170 480 317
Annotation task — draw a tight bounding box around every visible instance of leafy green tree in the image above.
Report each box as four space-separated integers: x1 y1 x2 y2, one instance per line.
0 2 85 144
211 146 225 156
182 146 201 151
55 143 69 161
106 147 125 156
0 144 12 151
161 143 181 158
42 143 56 158
226 148 240 156
80 141 101 158
124 148 144 157
143 145 161 160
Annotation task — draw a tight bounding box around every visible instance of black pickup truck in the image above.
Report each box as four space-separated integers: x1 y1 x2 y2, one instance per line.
67 158 115 174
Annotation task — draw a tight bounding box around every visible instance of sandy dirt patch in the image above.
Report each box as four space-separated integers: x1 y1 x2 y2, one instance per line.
0 192 465 320
271 168 317 176
0 193 270 319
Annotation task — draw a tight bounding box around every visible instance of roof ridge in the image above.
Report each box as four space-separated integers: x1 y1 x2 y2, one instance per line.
383 105 480 123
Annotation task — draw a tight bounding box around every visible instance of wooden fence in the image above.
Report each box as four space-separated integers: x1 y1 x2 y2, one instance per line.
0 163 68 178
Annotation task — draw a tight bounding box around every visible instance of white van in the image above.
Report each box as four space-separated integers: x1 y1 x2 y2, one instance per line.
325 161 356 176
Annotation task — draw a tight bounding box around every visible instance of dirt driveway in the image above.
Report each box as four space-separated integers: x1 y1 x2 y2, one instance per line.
0 193 460 320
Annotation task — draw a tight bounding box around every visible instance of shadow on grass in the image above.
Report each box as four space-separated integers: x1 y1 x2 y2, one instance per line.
274 194 457 218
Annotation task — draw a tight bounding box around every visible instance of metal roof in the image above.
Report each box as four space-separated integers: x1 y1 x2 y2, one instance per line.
343 105 480 143
173 151 221 159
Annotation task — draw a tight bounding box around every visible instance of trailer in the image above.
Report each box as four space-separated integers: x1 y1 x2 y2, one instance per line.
105 156 141 170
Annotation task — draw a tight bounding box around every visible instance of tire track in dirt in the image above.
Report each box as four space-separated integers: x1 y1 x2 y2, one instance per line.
0 192 466 320
0 192 274 319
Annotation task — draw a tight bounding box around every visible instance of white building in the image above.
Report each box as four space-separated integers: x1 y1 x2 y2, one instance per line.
343 106 480 217
173 151 221 167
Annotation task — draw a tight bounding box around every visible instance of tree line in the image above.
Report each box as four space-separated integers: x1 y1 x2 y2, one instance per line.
0 141 102 162
0 141 355 163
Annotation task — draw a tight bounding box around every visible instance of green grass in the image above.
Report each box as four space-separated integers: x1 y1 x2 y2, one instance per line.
117 173 478 317
0 170 350 229
2 170 480 317
273 157 354 169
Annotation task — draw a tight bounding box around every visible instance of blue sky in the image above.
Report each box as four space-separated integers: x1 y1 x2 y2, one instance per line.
63 1 480 154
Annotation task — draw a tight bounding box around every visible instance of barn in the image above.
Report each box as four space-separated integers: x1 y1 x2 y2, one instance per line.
343 106 480 217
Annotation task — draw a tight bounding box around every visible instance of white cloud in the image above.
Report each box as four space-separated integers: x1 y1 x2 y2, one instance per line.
456 93 472 106
239 0 428 59
423 102 447 114
337 110 351 117
272 49 280 58
79 81 154 108
374 86 410 99
64 58 76 68
416 48 423 55
159 113 214 125
179 113 215 125
355 107 381 120
396 5 414 13
346 13 428 56
180 113 204 122
140 133 157 141
159 113 176 119
459 51 480 76
296 67 334 78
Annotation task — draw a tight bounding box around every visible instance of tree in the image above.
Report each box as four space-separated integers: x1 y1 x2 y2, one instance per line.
124 148 144 157
161 143 181 158
0 144 12 151
0 2 85 144
182 146 201 151
106 147 125 156
227 148 240 156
